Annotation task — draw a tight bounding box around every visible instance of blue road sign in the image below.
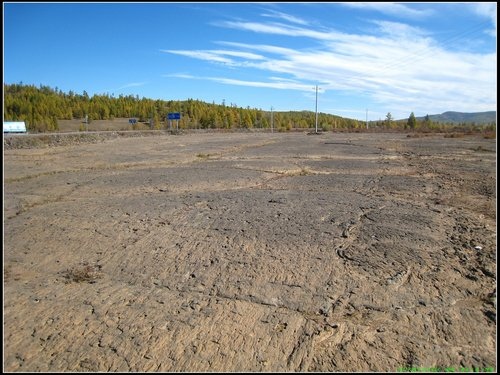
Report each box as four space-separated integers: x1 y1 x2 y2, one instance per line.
168 113 181 120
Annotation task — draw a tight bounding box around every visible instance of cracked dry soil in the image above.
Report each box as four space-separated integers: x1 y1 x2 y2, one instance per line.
3 132 496 372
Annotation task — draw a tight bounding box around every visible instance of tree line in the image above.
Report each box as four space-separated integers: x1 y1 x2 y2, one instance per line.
378 111 495 133
4 83 364 132
3 83 495 133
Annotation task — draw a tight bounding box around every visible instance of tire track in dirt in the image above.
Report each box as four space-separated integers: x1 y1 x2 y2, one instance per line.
4 133 496 371
306 136 496 371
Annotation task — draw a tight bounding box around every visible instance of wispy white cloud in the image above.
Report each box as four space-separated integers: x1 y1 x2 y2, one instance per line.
161 50 235 64
160 49 265 67
215 41 298 56
117 81 148 90
469 2 497 37
209 77 315 91
371 20 430 39
340 2 434 19
209 50 265 60
164 73 315 91
165 73 197 79
217 20 349 41
165 9 496 116
261 9 309 25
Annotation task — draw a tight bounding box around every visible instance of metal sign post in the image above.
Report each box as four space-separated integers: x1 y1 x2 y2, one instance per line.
168 113 181 131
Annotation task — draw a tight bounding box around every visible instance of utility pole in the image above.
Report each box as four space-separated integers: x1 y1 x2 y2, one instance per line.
314 85 319 133
366 109 368 129
271 106 274 133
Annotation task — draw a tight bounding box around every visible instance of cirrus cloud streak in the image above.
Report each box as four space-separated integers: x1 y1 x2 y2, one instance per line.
163 8 496 117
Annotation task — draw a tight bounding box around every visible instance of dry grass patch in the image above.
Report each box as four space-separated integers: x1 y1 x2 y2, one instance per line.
483 131 496 140
196 152 221 160
444 132 466 138
62 263 103 284
278 167 316 176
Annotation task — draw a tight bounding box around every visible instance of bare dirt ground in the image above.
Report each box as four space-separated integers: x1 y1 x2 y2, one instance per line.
3 131 496 372
56 118 148 132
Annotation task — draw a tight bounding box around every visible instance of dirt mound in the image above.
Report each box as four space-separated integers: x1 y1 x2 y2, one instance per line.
3 131 169 150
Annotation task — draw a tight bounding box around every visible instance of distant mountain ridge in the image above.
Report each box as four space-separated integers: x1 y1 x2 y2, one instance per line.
415 111 496 124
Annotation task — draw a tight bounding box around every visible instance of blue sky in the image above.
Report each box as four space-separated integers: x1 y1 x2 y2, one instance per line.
3 2 497 121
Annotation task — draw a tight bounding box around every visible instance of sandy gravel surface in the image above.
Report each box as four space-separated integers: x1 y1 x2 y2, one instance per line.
3 132 496 372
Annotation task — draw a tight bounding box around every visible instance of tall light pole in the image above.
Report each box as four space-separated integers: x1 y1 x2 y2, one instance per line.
315 85 319 133
271 106 274 133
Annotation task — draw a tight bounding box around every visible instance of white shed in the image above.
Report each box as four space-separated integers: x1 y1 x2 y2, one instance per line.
3 121 27 133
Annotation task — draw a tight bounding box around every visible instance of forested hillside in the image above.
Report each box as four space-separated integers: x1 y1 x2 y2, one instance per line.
416 111 496 125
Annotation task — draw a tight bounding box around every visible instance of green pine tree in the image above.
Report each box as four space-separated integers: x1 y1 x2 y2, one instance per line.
408 112 416 129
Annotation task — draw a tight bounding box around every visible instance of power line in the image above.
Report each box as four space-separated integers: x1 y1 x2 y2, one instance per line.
367 20 492 77
270 106 274 133
344 20 494 114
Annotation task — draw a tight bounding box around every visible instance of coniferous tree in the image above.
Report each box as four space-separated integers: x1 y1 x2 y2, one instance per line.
423 114 431 128
385 112 393 128
407 112 417 129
